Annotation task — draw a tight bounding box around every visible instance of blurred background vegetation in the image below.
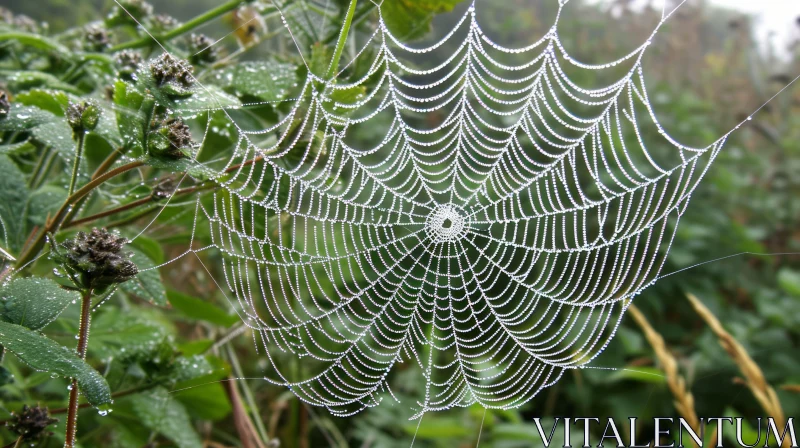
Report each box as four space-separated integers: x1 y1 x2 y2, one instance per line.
0 0 798 446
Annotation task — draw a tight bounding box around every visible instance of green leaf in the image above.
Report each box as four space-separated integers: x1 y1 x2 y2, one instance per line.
0 155 30 253
606 365 667 384
309 42 332 79
89 308 170 359
174 382 232 421
0 321 112 408
130 387 203 448
141 155 216 181
17 89 122 149
0 104 54 132
113 80 150 155
402 417 471 438
0 70 82 94
327 84 367 115
0 102 75 160
777 268 800 298
0 32 72 55
172 84 241 113
129 234 165 265
120 247 167 306
29 120 76 159
15 89 70 116
215 61 298 102
25 185 68 233
1 277 78 330
0 140 37 156
177 339 214 356
380 0 466 40
167 290 238 327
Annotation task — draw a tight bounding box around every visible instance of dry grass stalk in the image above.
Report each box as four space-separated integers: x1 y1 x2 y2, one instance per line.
781 384 800 393
628 303 701 447
686 293 789 448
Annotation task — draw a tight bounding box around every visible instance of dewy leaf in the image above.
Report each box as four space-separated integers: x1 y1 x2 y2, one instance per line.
0 32 72 56
89 309 170 359
0 104 54 132
172 84 241 114
0 155 30 253
777 268 800 298
17 89 122 149
113 80 149 155
0 103 75 160
1 277 79 330
130 387 202 448
167 290 238 327
25 185 68 234
215 61 298 102
0 70 82 94
120 247 167 306
380 0 466 40
174 382 232 421
0 321 112 408
15 89 70 116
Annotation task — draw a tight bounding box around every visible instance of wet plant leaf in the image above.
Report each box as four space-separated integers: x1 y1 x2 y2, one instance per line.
130 387 202 448
1 277 78 330
0 155 29 253
0 320 112 408
167 289 238 327
215 61 298 102
120 247 167 306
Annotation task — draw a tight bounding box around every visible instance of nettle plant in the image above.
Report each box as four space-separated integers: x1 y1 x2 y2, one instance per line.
0 0 469 444
0 0 404 445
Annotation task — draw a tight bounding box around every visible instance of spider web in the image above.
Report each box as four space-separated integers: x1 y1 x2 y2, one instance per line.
154 0 733 417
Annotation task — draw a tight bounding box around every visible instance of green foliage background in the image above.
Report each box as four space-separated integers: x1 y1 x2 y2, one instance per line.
0 0 798 446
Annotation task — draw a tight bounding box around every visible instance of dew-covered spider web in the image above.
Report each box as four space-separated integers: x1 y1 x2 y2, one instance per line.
148 0 749 417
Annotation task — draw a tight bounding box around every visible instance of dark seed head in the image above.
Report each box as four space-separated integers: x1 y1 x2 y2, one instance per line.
84 25 111 52
152 177 177 200
150 14 180 32
12 14 39 33
114 50 142 80
0 92 9 119
6 405 58 441
66 100 101 137
188 33 221 65
107 0 153 27
149 117 195 159
52 228 138 293
149 53 195 97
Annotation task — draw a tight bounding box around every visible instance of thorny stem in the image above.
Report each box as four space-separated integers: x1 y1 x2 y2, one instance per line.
14 160 145 270
68 133 85 197
325 0 357 80
65 288 93 447
110 0 252 51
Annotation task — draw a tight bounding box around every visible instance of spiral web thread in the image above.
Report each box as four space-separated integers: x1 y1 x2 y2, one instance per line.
161 0 731 417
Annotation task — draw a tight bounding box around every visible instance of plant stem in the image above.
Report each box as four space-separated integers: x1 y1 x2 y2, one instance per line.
110 0 248 51
65 288 93 447
14 160 145 270
68 133 85 197
325 0 358 80
323 3 374 45
226 345 270 444
65 184 208 229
